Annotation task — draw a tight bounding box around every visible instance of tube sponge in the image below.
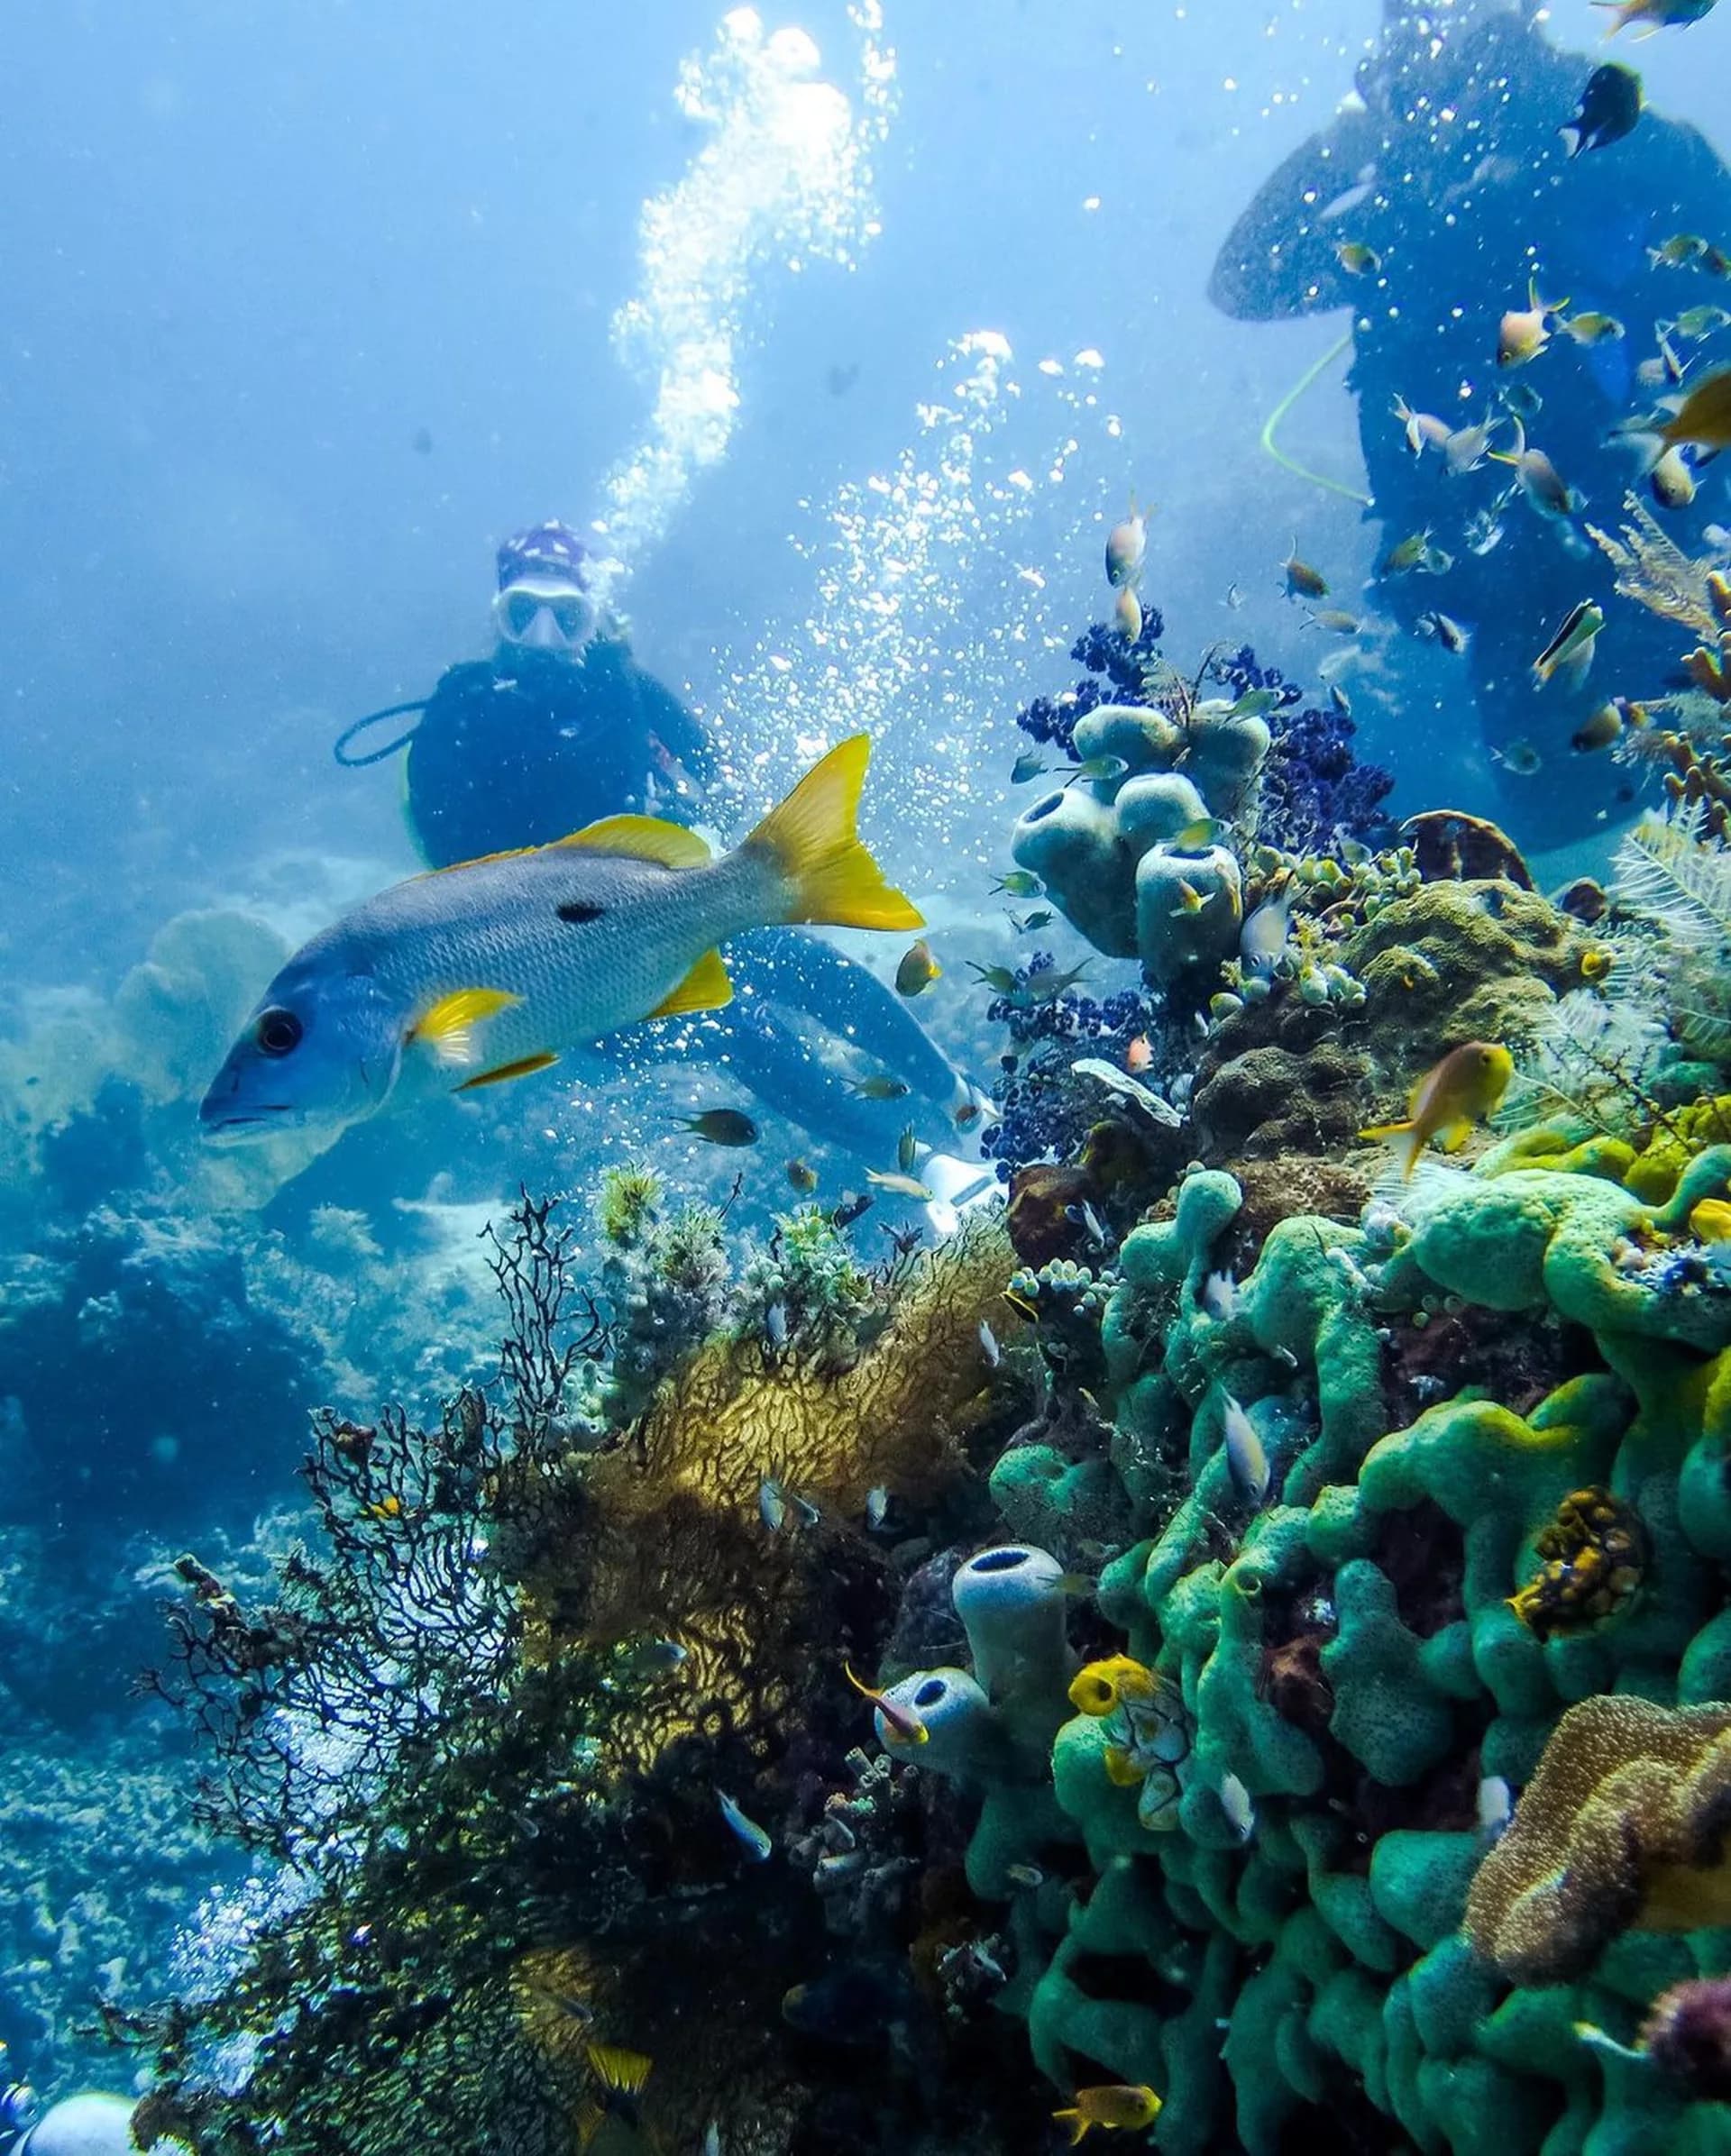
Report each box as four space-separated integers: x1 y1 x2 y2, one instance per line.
874 1666 1005 1782
952 1544 1076 1740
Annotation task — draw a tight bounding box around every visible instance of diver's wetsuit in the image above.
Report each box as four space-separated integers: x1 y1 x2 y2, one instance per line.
404 640 713 864
357 643 968 1156
1211 3 1731 845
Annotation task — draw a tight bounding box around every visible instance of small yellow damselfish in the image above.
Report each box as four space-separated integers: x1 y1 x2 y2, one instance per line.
202 738 920 1148
1359 1041 1513 1179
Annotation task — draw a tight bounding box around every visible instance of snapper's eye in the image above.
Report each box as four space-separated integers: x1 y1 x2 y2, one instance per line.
255 1007 303 1056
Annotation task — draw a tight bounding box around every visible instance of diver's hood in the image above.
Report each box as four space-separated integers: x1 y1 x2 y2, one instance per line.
1208 0 1533 323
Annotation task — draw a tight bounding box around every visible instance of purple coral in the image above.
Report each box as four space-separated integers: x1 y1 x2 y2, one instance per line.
1012 615 1394 859
982 957 1157 1180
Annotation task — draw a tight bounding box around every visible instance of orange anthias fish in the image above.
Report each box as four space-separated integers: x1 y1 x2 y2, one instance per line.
1052 2083 1163 2144
1359 1042 1514 1178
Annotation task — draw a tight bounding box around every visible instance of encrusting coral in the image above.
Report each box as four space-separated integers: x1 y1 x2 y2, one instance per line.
1464 1695 1731 1986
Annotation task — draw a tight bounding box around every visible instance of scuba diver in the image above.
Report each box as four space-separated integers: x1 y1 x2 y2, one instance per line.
1210 0 1731 846
335 520 979 1162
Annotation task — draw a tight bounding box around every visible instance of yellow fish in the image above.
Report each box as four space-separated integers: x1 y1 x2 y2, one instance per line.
895 937 942 997
1068 1654 1159 1717
202 738 920 1147
1497 276 1567 367
1052 2084 1163 2145
1690 1199 1731 1243
1360 1041 1514 1178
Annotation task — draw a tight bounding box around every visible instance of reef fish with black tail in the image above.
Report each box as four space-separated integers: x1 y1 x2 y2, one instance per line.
1359 1040 1514 1178
202 737 920 1146
1562 62 1643 154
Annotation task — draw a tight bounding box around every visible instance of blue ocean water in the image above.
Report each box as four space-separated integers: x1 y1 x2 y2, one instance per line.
3 1 1731 2148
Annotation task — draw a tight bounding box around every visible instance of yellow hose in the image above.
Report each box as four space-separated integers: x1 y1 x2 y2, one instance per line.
1257 329 1373 508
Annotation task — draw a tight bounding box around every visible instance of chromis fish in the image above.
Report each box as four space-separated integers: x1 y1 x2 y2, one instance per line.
1011 748 1049 785
1650 231 1710 267
201 736 919 1146
1009 907 1055 933
1571 701 1626 752
1561 62 1643 154
1306 608 1361 635
1281 543 1329 598
866 1169 931 1201
896 1124 919 1174
1488 419 1584 517
894 937 941 997
992 870 1043 898
1672 304 1731 339
1443 413 1498 474
1497 276 1567 368
1171 815 1233 851
785 1157 819 1193
968 963 1021 994
1334 240 1381 276
1240 886 1293 977
850 1073 911 1100
1496 738 1544 776
1221 1393 1272 1509
1532 599 1606 688
1392 395 1452 456
1359 1040 1514 1178
1068 1655 1159 1717
1104 497 1149 589
1652 443 1698 507
844 1664 930 1745
1559 310 1626 344
1052 2084 1162 2145
1380 528 1434 576
1073 754 1128 784
1218 1770 1256 1843
673 1109 758 1147
1114 584 1144 642
1648 363 1731 452
1168 878 1216 917
1596 0 1717 32
1416 609 1471 653
716 1790 774 1862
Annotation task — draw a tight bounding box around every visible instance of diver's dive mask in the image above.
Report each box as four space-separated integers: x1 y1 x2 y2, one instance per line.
491 577 599 658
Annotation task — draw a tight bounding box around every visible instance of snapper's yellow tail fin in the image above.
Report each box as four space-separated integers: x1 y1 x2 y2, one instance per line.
745 735 924 932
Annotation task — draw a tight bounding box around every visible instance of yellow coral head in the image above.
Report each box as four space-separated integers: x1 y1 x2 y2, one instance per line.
1068 1653 1158 1718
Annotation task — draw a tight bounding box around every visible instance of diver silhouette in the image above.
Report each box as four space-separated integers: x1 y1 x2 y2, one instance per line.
1211 0 1731 847
334 521 976 1160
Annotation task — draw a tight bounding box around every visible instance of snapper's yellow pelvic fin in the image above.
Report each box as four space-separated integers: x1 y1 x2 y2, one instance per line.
557 815 712 868
408 986 521 1068
647 947 733 1019
745 735 924 932
457 1049 559 1092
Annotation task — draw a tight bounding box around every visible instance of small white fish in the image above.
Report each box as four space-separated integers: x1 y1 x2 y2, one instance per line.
717 1790 774 1862
764 1302 788 1352
790 1491 821 1530
759 1476 787 1531
978 1319 1002 1369
1200 1271 1239 1321
1240 888 1293 978
1218 1771 1256 1843
1069 1200 1108 1247
1478 1774 1513 1842
1222 1393 1272 1509
1005 1862 1046 1889
866 1484 890 1529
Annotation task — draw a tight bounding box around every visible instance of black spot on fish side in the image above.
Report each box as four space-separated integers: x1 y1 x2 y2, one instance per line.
556 900 606 925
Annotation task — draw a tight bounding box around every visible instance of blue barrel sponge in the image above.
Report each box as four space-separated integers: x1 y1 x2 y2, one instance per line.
1011 783 1140 955
875 1666 1007 1782
1135 842 1243 990
953 1544 1077 1729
